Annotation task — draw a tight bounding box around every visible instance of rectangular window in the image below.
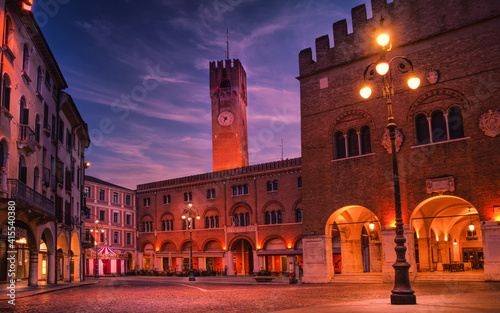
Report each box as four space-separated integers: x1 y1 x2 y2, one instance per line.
100 232 104 243
113 212 118 223
126 215 131 225
143 198 150 206
126 233 131 245
84 186 91 198
99 210 105 222
113 192 118 203
58 120 64 143
126 195 131 206
114 232 119 244
99 189 105 201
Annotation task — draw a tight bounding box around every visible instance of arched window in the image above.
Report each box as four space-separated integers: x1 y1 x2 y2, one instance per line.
448 106 464 140
0 141 5 168
22 44 30 73
184 192 192 201
245 213 250 226
297 176 302 188
4 16 13 47
163 195 171 204
360 126 371 154
243 184 249 194
205 217 210 228
20 97 28 125
232 186 237 196
347 129 359 157
233 214 239 226
35 115 41 143
265 212 271 224
277 211 282 224
431 111 447 142
415 114 430 145
33 166 39 192
266 181 272 192
240 213 245 226
238 185 242 195
37 67 43 93
271 211 277 224
215 216 219 228
296 209 302 223
18 155 27 184
2 74 11 111
334 132 346 159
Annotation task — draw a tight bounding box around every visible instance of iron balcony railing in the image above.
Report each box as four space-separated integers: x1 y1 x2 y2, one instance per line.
19 124 36 148
6 179 55 217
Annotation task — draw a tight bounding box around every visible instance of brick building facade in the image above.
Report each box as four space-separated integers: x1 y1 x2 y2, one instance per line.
298 0 500 283
136 60 303 275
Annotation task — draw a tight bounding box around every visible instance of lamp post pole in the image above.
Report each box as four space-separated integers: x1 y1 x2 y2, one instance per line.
360 19 420 305
93 219 103 279
182 203 200 282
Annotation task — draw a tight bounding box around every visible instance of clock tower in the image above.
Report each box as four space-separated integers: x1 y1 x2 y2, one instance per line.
210 59 249 172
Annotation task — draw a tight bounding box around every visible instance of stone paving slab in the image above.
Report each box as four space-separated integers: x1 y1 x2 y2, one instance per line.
276 291 500 313
0 279 99 301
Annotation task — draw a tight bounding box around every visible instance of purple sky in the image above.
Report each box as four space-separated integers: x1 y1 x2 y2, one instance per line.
34 0 375 189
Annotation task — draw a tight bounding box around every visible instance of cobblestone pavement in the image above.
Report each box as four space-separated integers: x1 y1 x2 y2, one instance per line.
1 277 499 312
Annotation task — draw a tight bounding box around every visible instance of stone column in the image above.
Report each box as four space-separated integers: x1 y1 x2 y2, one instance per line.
176 258 183 273
64 253 70 282
28 250 39 287
48 250 56 284
198 257 205 271
137 252 143 270
302 236 330 283
252 251 258 274
481 221 500 281
225 251 234 275
381 225 416 282
417 238 430 271
369 242 383 272
73 255 81 282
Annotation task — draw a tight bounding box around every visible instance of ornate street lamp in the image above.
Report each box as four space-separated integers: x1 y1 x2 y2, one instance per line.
360 18 420 305
90 219 105 278
182 203 200 281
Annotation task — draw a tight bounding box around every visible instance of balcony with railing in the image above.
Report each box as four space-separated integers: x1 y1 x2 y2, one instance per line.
18 124 36 154
4 179 55 220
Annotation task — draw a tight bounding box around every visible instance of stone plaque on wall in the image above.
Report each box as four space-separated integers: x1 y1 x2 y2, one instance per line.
227 226 256 233
304 240 324 264
426 176 455 194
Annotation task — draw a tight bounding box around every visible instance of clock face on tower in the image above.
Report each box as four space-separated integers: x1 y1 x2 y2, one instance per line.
218 111 234 126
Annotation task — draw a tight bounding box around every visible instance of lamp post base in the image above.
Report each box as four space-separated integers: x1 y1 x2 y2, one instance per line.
391 294 416 305
188 269 195 281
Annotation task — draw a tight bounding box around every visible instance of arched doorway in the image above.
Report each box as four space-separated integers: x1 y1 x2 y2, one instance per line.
56 233 69 281
0 220 38 285
411 196 483 274
70 232 80 281
231 238 253 275
325 206 382 277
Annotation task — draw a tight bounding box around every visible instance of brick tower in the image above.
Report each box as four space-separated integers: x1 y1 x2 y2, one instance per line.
209 59 249 172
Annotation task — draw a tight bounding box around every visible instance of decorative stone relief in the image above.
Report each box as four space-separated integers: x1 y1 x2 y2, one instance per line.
479 109 500 137
381 129 404 154
426 69 440 84
426 176 455 195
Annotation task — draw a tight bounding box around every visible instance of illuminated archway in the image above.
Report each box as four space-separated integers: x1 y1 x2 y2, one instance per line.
410 195 483 272
325 205 382 275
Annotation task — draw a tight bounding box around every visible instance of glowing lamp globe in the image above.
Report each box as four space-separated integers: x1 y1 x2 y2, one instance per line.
376 33 390 47
375 61 389 75
196 216 201 220
369 222 375 231
408 76 421 89
469 223 475 232
360 86 372 99
182 215 186 219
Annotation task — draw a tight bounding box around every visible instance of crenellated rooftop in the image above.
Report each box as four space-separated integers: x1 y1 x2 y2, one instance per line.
137 157 301 191
298 0 500 78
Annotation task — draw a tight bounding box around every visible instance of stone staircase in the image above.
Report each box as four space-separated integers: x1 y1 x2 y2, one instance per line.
414 271 485 282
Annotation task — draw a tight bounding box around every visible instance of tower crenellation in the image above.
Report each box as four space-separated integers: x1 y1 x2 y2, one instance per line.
298 0 500 77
